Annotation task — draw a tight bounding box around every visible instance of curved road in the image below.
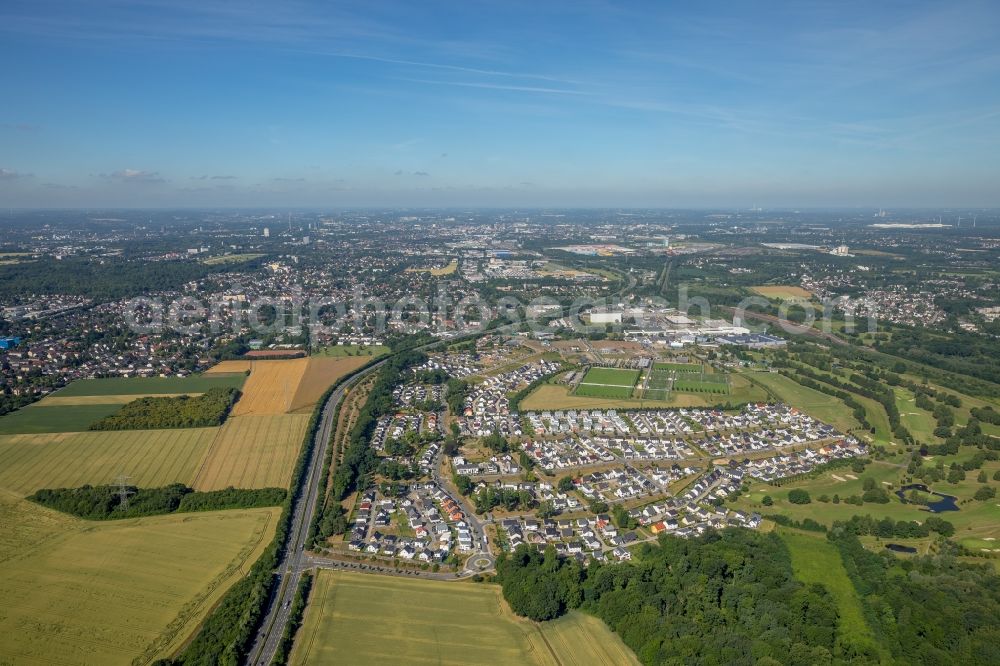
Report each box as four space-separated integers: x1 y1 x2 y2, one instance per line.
246 362 382 666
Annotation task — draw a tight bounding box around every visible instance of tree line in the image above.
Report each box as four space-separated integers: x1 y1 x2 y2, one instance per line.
89 387 239 430
28 483 286 519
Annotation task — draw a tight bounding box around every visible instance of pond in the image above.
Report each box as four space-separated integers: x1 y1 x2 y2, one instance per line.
895 483 959 513
885 543 918 554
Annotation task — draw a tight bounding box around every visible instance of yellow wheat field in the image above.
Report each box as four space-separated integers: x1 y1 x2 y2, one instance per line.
191 414 311 490
289 356 371 412
0 491 277 665
205 360 252 374
230 358 310 416
0 428 218 496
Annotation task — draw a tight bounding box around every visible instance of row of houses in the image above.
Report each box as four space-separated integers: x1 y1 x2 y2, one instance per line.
575 464 698 504
347 480 477 561
393 383 444 407
458 360 560 437
412 353 478 379
498 514 639 563
526 409 632 436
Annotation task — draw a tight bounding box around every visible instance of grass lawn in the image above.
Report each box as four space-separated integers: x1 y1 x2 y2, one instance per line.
740 370 861 434
575 367 640 399
673 377 729 394
580 367 640 386
522 383 738 411
314 344 391 358
201 253 265 265
291 570 637 666
779 528 875 646
653 362 702 373
0 492 277 665
735 459 1000 542
893 387 939 442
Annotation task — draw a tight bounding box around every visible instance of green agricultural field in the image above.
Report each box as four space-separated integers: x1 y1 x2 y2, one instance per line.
314 344 391 358
291 571 639 666
779 528 876 647
0 428 218 495
574 367 640 399
0 492 277 665
55 373 246 397
0 403 122 433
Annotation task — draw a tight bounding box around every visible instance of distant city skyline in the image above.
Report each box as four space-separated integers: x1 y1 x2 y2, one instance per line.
2 0 999 208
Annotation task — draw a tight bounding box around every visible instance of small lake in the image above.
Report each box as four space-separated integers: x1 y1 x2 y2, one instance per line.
895 483 959 513
885 543 918 554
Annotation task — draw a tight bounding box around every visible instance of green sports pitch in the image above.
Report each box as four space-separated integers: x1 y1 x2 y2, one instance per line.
574 367 640 399
644 363 730 397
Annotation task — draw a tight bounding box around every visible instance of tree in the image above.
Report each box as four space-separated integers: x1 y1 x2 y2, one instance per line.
453 474 473 495
787 489 811 505
537 500 557 518
557 476 575 493
762 495 773 506
481 431 510 453
589 500 609 514
974 486 996 501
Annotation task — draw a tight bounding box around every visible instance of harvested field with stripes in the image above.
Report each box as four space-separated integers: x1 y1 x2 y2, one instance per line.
291 571 638 666
0 428 217 495
192 414 311 490
0 491 277 665
289 356 372 413
537 611 641 666
231 358 310 415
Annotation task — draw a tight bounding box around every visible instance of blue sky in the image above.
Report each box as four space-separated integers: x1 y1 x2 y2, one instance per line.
1 0 999 208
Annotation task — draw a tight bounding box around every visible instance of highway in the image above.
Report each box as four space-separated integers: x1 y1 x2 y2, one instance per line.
245 333 509 665
246 362 381 666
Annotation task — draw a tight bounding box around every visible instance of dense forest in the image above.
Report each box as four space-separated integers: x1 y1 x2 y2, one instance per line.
28 483 286 519
89 387 239 430
0 255 266 302
830 529 1000 665
496 528 1000 665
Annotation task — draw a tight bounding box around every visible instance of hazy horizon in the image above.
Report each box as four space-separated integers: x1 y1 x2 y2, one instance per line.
2 1 999 208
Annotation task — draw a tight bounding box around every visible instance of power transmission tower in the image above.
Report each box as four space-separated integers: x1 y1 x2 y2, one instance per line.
115 474 134 511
